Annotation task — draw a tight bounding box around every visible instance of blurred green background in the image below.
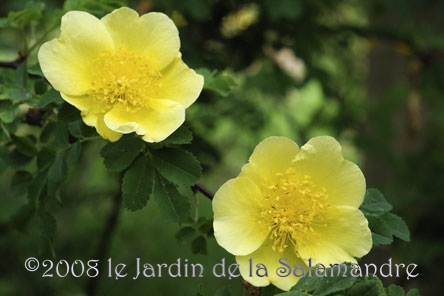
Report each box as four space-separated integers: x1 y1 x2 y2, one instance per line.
1 0 444 295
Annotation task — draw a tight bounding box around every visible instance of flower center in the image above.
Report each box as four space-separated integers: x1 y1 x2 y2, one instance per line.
259 171 329 253
88 46 162 113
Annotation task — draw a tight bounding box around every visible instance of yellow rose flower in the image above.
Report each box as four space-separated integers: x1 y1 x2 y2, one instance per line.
212 136 372 291
38 7 203 142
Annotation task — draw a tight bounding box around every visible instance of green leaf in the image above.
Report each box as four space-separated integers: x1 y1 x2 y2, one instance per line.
361 189 410 246
175 226 196 242
9 170 33 198
191 235 207 255
65 142 82 164
214 286 231 296
382 213 410 241
40 122 56 143
37 88 63 108
7 2 45 29
67 120 83 138
361 189 393 215
9 149 33 168
47 180 61 199
28 171 47 203
6 88 33 103
367 212 410 246
0 146 9 173
347 278 382 296
39 233 56 259
101 134 144 172
81 124 96 138
38 210 56 259
11 134 38 157
14 61 27 88
386 284 405 296
148 125 193 149
0 100 18 123
40 121 69 148
63 0 126 16
0 121 11 141
275 291 306 296
38 210 56 241
406 289 420 296
47 153 67 183
28 63 45 77
289 265 358 295
158 125 193 146
197 217 213 237
58 102 80 122
10 204 35 232
152 148 202 187
122 156 154 211
153 173 190 223
34 79 47 95
196 68 237 97
371 233 393 246
260 285 285 296
36 147 56 171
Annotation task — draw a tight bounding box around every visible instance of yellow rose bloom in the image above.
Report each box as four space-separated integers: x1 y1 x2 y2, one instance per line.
212 136 372 291
38 7 203 142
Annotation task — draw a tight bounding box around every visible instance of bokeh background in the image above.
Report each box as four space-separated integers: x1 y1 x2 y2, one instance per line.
1 0 443 295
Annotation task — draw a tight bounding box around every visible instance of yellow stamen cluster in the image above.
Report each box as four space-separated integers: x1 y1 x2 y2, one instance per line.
89 46 162 113
259 171 329 253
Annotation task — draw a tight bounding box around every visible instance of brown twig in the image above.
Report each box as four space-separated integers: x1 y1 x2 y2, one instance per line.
0 58 25 69
192 183 214 200
0 57 47 81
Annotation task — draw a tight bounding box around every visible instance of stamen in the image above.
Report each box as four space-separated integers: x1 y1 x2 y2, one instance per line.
88 46 162 113
259 171 329 254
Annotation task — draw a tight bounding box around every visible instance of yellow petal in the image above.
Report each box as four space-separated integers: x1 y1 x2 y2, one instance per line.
240 136 299 185
61 93 106 114
213 177 269 256
297 206 372 266
155 54 204 108
103 99 185 143
61 93 120 142
236 239 307 291
38 11 113 96
101 7 180 70
293 136 365 208
80 111 122 142
96 115 122 142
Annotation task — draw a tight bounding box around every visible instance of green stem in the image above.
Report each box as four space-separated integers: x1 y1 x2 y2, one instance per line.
24 23 59 57
0 23 58 74
79 136 103 143
193 191 199 222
